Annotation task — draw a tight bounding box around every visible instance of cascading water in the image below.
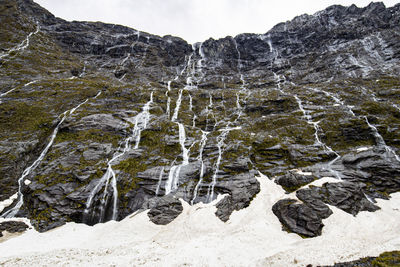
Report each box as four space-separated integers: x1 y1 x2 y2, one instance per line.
196 42 206 82
364 116 400 162
171 89 183 122
133 92 153 149
165 122 189 195
309 87 355 117
78 62 88 78
191 130 209 204
166 81 172 118
0 23 40 60
206 126 241 202
1 92 101 218
84 92 153 223
189 94 193 111
232 37 245 87
268 35 287 95
0 80 37 103
294 95 341 179
155 167 165 196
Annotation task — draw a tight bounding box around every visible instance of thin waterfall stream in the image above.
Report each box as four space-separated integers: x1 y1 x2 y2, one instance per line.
84 92 153 222
1 91 101 218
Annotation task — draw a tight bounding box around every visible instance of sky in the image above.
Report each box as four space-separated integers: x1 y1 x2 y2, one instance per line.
34 0 399 43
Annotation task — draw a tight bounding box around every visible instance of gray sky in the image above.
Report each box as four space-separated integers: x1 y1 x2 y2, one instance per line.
34 0 399 43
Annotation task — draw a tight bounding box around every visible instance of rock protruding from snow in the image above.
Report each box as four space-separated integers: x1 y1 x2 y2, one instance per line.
146 195 183 225
272 199 325 237
0 221 29 237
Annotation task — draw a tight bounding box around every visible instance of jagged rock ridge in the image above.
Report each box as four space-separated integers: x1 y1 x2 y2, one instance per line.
0 0 400 239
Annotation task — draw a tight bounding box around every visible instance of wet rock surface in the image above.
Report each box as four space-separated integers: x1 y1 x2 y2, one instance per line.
0 221 29 237
146 195 183 225
272 199 325 237
1 0 400 238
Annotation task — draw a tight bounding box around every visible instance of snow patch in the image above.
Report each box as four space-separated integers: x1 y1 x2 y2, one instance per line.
0 175 399 266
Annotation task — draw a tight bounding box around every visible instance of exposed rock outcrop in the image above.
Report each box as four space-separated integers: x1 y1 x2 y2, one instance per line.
0 221 29 237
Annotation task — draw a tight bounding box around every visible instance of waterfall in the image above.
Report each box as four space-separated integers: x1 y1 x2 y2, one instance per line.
1 92 101 218
232 37 245 87
133 92 153 149
0 23 40 60
206 126 241 202
191 130 209 204
308 87 355 117
189 93 193 111
166 92 171 119
171 89 183 122
155 167 164 196
294 95 342 179
192 114 197 128
83 92 153 222
0 80 37 102
364 116 400 162
165 123 189 195
236 93 241 109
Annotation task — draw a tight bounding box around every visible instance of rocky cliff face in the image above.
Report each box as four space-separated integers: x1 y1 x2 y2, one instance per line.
1 0 400 237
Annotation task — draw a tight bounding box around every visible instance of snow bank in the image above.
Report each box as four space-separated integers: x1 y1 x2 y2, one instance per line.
0 174 399 266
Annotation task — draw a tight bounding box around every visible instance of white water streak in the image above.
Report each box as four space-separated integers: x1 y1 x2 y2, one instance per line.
133 92 153 149
171 89 183 122
84 92 153 222
294 95 341 179
165 123 189 195
2 92 101 218
155 167 165 196
364 116 400 162
0 24 40 60
0 80 37 102
191 131 209 204
189 94 193 111
207 127 240 201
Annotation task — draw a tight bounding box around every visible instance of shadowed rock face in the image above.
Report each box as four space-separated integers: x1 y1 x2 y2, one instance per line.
272 199 328 237
146 195 183 225
0 221 29 237
1 0 400 236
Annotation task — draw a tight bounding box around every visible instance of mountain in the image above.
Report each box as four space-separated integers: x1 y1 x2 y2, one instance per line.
1 0 400 265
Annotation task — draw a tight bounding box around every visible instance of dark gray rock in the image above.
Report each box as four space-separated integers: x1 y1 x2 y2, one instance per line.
297 182 380 216
275 171 316 192
342 148 400 194
272 199 324 237
147 195 183 225
215 172 260 222
0 221 29 237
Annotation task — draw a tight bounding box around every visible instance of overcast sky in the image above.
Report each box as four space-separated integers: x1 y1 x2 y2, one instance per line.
34 0 399 43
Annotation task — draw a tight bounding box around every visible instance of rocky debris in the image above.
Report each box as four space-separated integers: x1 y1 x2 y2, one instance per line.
215 172 260 222
272 199 325 237
0 221 29 237
146 195 183 225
